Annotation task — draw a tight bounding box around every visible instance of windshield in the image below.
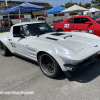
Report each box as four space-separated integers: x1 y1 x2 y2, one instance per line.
90 15 100 24
22 23 55 36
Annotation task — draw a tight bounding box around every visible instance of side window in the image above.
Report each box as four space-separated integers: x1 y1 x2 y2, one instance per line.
74 18 80 23
73 18 90 24
67 18 74 23
13 26 21 37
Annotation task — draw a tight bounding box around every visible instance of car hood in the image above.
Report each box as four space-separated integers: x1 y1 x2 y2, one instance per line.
39 32 100 52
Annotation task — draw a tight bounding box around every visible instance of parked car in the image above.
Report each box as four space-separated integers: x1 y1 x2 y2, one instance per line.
36 16 46 22
53 19 63 23
0 21 100 78
53 15 100 37
1 18 13 27
21 18 30 22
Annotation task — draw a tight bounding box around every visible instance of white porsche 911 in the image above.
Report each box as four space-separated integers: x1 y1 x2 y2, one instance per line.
0 21 100 78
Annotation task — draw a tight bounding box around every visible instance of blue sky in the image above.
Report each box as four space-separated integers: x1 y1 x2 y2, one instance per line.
47 0 92 6
6 0 92 6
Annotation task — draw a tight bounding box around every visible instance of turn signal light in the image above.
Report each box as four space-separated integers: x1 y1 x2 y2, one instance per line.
72 68 75 71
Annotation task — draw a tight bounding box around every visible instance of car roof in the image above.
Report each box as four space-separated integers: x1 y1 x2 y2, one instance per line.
13 21 45 26
69 15 100 18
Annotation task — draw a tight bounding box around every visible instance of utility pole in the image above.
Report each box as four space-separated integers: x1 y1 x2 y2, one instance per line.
83 0 84 6
71 0 72 3
5 0 8 6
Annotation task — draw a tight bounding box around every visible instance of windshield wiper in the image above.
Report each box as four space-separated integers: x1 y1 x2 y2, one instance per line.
37 32 45 37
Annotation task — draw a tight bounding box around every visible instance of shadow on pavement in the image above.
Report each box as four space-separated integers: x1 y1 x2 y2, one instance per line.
15 55 39 66
55 59 100 82
68 59 100 83
14 54 100 82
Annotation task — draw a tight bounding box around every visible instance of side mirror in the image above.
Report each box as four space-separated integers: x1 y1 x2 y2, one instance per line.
85 21 93 25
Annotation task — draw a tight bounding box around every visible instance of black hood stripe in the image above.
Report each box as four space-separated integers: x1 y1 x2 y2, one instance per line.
46 37 58 41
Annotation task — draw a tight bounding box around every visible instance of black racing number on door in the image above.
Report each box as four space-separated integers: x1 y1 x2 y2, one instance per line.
10 42 16 48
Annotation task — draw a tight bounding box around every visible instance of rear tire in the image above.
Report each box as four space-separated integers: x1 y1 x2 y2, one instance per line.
38 52 61 78
0 42 11 56
57 29 64 32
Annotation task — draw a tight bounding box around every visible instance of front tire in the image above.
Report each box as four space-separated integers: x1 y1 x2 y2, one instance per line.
38 53 61 78
0 42 11 56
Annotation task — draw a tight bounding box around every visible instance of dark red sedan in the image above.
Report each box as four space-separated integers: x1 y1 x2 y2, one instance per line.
1 18 13 27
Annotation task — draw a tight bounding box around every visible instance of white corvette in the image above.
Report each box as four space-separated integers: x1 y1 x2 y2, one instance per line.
0 21 100 78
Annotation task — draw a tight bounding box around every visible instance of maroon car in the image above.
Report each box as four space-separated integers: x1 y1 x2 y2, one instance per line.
1 18 13 27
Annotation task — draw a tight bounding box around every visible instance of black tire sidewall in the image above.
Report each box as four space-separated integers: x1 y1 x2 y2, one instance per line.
38 53 61 78
0 42 6 56
57 29 64 32
0 42 10 56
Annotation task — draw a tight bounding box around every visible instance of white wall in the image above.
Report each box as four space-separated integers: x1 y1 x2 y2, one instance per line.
65 13 69 16
24 15 31 18
47 14 54 17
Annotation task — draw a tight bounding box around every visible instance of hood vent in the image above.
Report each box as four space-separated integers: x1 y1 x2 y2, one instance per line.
46 37 58 41
64 35 72 39
51 33 65 36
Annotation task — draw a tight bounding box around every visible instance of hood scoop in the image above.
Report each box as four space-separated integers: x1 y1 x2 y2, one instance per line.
46 37 58 41
45 33 73 41
51 33 65 36
64 35 72 39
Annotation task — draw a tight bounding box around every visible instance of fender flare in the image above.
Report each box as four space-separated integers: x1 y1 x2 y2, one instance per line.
0 36 13 53
36 47 69 72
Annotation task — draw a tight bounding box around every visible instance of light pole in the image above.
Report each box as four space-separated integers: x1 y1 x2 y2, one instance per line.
5 0 8 6
83 0 84 6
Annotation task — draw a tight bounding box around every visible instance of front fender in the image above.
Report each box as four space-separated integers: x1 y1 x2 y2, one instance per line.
37 45 75 72
0 33 13 53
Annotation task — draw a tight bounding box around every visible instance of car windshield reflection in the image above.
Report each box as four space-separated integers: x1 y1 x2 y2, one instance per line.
22 23 55 36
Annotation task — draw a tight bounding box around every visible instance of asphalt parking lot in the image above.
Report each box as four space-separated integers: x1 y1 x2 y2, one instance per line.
0 53 100 100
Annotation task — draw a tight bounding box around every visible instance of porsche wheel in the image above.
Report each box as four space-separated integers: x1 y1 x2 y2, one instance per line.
38 53 61 78
0 42 11 56
57 29 64 32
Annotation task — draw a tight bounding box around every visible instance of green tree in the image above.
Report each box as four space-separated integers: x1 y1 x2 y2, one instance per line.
62 2 78 8
61 5 65 7
91 0 100 5
84 3 91 8
79 1 82 6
